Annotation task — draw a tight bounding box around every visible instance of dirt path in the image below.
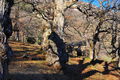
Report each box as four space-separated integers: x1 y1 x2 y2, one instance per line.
8 41 120 80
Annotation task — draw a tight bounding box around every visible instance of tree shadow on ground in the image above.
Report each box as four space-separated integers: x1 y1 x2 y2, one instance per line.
61 59 102 80
8 59 120 80
63 59 120 80
9 31 120 80
9 60 101 80
8 73 70 80
48 31 120 80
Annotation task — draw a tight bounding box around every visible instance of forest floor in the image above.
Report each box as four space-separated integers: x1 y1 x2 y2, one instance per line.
8 41 120 80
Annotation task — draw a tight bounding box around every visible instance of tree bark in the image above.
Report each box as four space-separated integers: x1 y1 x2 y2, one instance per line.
43 0 78 68
43 0 69 67
2 0 13 40
53 0 65 39
117 45 120 68
0 0 13 80
118 58 120 68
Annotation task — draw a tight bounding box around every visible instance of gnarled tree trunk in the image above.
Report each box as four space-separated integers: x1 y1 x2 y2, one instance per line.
42 0 78 68
43 0 69 67
0 0 13 80
53 0 65 39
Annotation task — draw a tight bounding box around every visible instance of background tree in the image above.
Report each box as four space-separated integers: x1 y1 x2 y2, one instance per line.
74 0 120 67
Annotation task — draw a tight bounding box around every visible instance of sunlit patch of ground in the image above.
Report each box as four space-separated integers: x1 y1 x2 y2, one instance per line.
8 41 120 80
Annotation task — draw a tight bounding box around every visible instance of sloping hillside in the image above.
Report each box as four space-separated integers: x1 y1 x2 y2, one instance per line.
8 41 120 80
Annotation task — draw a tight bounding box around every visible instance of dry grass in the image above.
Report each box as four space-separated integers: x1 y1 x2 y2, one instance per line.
8 41 120 80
